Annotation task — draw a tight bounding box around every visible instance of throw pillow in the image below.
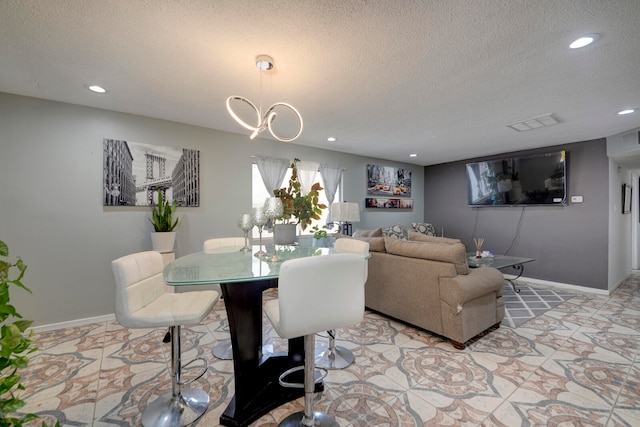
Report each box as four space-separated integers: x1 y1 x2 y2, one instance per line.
337 235 386 252
384 237 469 275
407 230 462 245
353 236 386 252
412 222 436 236
382 224 408 240
353 227 383 238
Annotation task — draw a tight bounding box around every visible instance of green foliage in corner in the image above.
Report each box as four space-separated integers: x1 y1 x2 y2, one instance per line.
0 240 38 426
149 192 179 232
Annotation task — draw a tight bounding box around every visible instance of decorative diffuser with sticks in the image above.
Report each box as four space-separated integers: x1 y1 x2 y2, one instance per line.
473 238 484 258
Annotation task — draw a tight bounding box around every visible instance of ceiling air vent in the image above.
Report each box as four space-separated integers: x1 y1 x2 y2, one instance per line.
621 131 640 147
507 113 560 132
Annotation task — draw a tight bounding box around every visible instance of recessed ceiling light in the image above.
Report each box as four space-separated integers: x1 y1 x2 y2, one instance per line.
617 109 635 115
409 153 418 158
569 34 597 49
87 84 107 94
327 137 337 142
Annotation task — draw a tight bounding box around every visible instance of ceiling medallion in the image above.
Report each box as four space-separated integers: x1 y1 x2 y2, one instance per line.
226 55 303 143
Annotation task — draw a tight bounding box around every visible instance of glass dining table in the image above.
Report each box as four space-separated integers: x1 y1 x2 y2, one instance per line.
163 245 333 427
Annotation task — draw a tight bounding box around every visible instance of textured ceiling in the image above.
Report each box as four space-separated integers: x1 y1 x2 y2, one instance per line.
1 0 640 166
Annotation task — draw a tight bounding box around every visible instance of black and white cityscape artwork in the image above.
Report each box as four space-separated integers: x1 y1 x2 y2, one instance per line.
103 139 200 207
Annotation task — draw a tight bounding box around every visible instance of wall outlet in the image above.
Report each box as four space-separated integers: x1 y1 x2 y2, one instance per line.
571 195 583 203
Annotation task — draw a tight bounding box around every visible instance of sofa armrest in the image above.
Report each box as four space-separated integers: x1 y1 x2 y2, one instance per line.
439 267 504 307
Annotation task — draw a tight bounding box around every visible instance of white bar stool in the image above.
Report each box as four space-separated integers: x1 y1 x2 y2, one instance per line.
315 238 369 370
203 237 248 360
264 253 367 426
111 251 220 426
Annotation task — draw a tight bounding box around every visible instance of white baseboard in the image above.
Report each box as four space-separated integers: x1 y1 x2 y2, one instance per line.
29 313 116 334
28 271 626 333
519 276 610 296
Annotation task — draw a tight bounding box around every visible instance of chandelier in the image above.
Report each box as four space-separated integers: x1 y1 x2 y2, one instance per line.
226 55 303 143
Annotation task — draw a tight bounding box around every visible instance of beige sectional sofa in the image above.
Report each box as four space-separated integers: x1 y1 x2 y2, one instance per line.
343 227 505 349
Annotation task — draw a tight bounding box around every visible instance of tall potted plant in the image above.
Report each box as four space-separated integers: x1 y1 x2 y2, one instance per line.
272 159 327 244
149 192 179 253
0 240 39 426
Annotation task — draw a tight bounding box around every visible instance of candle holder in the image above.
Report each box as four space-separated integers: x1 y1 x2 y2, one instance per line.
237 213 254 252
252 206 268 258
263 197 284 262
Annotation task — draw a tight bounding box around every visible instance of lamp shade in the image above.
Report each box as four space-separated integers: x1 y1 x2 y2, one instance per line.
331 202 360 222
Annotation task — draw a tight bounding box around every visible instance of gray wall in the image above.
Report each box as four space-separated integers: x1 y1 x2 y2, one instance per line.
0 93 424 326
423 139 609 290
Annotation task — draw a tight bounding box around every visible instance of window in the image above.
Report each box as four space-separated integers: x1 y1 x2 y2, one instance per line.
251 164 340 237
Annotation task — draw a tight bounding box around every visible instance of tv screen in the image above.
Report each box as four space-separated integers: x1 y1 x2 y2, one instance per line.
466 150 567 206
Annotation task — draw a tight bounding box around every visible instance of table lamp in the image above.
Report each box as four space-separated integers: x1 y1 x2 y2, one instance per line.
331 202 360 236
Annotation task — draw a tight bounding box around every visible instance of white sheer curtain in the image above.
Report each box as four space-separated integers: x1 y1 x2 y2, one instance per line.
319 163 343 224
296 161 320 196
256 156 289 196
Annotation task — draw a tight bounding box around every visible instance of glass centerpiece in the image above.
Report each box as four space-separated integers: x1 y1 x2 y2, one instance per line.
251 206 268 258
237 213 254 253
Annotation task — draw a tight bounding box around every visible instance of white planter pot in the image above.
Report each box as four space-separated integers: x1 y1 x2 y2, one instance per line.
312 237 328 248
150 231 176 253
274 224 297 245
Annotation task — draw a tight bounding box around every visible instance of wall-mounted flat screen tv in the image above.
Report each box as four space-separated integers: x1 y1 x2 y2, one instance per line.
466 150 567 207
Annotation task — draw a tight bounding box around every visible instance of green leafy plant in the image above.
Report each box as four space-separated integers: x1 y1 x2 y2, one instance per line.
149 192 179 232
311 224 331 239
0 240 38 426
310 224 329 239
273 159 327 231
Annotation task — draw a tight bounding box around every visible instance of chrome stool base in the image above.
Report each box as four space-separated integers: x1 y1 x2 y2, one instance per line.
212 338 233 360
278 411 338 427
315 345 354 370
141 388 209 427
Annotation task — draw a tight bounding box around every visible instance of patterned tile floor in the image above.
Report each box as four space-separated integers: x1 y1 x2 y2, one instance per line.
18 273 640 426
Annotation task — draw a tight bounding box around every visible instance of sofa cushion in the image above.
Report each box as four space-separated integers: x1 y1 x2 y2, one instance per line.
353 227 383 238
382 224 408 240
412 222 436 236
407 230 463 245
384 237 469 275
345 235 386 252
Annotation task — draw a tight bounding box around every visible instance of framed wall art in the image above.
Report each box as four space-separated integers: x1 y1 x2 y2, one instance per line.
367 164 412 197
103 138 200 207
622 183 632 214
365 197 413 209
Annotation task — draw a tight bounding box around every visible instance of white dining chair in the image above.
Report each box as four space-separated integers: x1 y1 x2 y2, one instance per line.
111 251 219 426
203 237 247 359
315 238 370 370
264 253 367 426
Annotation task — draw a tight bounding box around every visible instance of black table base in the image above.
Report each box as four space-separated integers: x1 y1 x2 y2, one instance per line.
219 279 323 427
